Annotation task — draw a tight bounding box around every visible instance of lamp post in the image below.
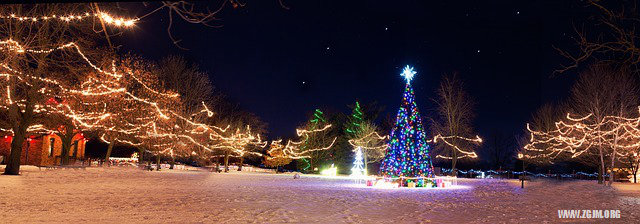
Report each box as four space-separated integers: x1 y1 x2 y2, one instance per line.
518 153 524 188
634 152 639 183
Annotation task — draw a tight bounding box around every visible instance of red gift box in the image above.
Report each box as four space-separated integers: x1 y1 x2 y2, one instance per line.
366 180 373 186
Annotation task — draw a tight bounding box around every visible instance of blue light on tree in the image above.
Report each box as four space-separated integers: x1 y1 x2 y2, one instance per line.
380 65 434 177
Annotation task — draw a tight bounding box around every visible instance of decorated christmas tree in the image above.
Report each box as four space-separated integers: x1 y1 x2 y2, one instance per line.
380 66 434 177
351 147 366 177
298 109 332 171
345 101 364 137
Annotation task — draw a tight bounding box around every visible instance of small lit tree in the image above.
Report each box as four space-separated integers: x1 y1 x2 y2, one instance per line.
264 140 292 171
348 121 387 174
351 147 365 176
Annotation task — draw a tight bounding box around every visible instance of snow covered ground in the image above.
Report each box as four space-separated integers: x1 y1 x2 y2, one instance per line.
1 167 638 223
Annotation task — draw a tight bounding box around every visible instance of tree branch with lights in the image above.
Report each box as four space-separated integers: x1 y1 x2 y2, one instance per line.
430 73 482 176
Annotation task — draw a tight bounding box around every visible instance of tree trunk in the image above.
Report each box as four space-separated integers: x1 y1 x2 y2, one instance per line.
224 151 230 172
138 148 145 166
634 164 638 183
237 156 244 171
597 121 605 184
598 165 603 184
633 168 638 184
170 156 175 169
216 156 221 172
60 136 72 166
451 151 458 176
4 132 26 175
609 122 621 186
598 145 605 184
609 149 617 186
155 155 161 171
451 138 458 176
363 151 369 176
4 98 35 175
104 138 115 167
632 159 639 184
58 124 75 166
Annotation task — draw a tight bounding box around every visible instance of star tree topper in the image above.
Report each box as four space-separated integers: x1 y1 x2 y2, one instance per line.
401 65 416 83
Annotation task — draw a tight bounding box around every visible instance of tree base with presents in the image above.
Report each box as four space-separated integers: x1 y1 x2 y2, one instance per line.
365 176 458 188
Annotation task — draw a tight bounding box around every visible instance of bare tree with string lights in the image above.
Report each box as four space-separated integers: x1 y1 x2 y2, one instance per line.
0 4 138 174
264 122 337 172
430 73 481 176
347 121 387 175
524 64 639 185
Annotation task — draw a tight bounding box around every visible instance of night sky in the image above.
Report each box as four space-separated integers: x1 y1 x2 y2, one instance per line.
122 1 592 151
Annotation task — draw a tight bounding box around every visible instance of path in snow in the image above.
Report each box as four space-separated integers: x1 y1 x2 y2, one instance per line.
0 167 638 223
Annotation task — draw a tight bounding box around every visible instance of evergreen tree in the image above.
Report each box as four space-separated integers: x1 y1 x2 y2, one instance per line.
343 101 387 175
351 147 365 176
298 109 333 172
345 101 364 137
380 66 434 177
332 101 365 174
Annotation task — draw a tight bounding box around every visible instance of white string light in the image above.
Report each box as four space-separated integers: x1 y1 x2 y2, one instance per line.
431 134 482 159
524 107 640 160
0 11 137 27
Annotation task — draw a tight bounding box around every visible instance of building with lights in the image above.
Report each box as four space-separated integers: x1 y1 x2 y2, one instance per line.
0 133 86 166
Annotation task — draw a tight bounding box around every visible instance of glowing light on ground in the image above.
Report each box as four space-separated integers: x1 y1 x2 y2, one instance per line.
320 164 338 176
346 182 472 190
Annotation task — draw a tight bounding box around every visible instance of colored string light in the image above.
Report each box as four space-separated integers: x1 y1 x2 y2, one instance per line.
380 66 434 177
